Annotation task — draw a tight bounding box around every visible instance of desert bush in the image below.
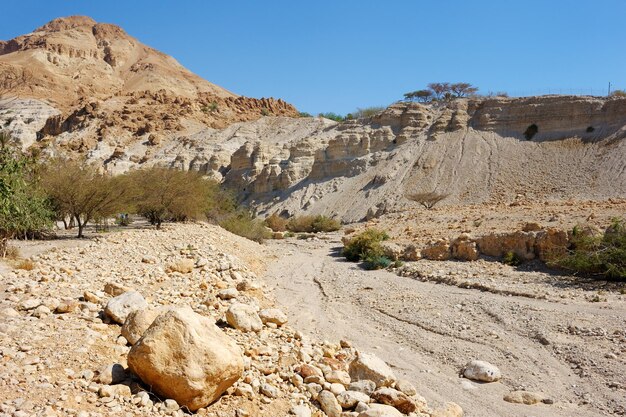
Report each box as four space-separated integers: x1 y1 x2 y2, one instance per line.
610 89 626 97
124 167 215 229
201 102 218 113
318 112 345 122
450 82 479 98
351 106 386 119
343 228 390 264
406 191 449 209
16 259 34 270
404 90 433 102
40 158 127 237
265 213 288 232
0 132 52 255
286 215 340 233
551 219 626 280
362 254 392 270
502 251 522 266
219 210 271 243
299 112 313 118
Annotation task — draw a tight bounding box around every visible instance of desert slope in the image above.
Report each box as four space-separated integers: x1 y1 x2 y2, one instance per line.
223 96 626 221
0 16 297 151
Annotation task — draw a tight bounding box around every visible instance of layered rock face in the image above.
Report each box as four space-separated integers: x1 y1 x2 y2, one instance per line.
468 95 626 141
220 97 626 222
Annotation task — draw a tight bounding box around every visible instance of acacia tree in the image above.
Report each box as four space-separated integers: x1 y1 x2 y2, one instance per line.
125 167 215 229
0 131 52 256
40 158 127 238
450 82 478 97
403 90 433 103
427 82 451 99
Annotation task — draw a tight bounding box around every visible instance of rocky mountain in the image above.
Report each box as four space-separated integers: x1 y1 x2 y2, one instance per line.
0 16 297 150
1 17 625 222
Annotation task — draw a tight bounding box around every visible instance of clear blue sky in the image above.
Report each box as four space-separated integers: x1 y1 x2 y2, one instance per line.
1 0 625 115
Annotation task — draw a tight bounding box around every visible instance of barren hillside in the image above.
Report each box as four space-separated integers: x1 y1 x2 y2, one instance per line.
0 16 297 152
225 97 626 221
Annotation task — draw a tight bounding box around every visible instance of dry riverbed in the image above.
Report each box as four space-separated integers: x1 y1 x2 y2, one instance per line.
0 223 624 417
264 234 626 417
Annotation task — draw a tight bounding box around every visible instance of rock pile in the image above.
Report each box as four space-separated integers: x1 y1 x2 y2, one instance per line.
0 223 461 416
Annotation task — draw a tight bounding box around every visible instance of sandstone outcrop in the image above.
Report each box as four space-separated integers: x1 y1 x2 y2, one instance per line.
127 306 244 411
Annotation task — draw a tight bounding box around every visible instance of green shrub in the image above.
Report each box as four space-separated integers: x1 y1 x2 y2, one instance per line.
363 255 392 270
286 215 340 233
343 228 390 263
265 213 288 232
219 211 271 243
311 215 341 232
299 112 313 118
552 218 626 280
351 106 386 119
318 112 345 122
0 132 53 255
502 251 522 266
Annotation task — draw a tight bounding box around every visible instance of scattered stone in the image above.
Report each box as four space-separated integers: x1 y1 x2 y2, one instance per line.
141 255 157 264
127 306 244 412
318 390 342 417
0 307 20 317
326 370 351 385
121 308 162 345
291 404 312 417
18 298 42 311
166 259 195 274
348 380 376 395
226 303 263 332
462 360 501 382
394 379 417 396
95 363 126 385
337 391 370 409
503 390 544 405
259 308 288 326
430 402 463 417
104 291 148 324
83 291 102 303
370 387 418 414
299 364 324 379
357 403 403 417
349 353 397 388
260 383 279 398
54 299 78 314
217 288 239 300
98 384 131 398
104 282 130 296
